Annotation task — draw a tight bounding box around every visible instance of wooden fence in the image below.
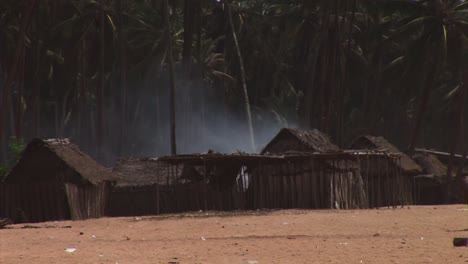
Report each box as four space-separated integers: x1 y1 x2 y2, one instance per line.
357 155 412 208
247 159 365 210
0 182 69 223
65 182 110 220
109 153 407 217
246 155 408 210
0 154 412 222
108 182 246 217
0 182 110 223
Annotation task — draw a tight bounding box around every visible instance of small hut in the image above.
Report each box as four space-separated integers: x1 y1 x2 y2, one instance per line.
258 128 368 209
109 158 196 216
349 135 422 206
412 153 448 204
0 138 114 223
350 136 422 175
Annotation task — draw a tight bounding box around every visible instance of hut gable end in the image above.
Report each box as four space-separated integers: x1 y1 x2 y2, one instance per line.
412 153 448 178
350 135 422 175
3 138 114 185
261 128 340 154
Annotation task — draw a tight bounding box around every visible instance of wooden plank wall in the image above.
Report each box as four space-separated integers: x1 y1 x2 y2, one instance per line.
412 178 445 205
108 183 247 217
161 183 246 213
1 157 410 222
0 183 69 223
65 183 110 220
248 156 407 210
358 155 409 208
107 156 409 217
248 159 338 210
108 187 160 216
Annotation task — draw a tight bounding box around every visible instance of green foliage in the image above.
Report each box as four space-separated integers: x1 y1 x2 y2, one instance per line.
0 137 25 181
8 137 25 160
0 167 7 181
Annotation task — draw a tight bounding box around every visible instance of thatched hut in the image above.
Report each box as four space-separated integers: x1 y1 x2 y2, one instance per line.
109 158 199 216
258 128 368 209
349 135 422 207
412 153 448 204
350 136 422 175
0 138 114 223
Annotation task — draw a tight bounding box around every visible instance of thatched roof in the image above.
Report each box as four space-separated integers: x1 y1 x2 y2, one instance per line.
350 135 422 174
4 138 115 185
412 153 448 178
261 128 340 154
112 158 189 187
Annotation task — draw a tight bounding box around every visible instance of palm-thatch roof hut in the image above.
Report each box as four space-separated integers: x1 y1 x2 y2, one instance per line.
0 138 114 223
411 153 448 204
413 153 448 178
349 135 422 207
350 135 422 175
261 128 340 154
261 127 355 173
256 128 369 209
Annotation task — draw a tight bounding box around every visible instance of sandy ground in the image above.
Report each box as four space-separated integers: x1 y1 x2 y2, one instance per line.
0 205 467 264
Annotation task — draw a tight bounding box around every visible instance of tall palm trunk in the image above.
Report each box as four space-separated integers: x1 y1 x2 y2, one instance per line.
195 0 202 62
455 36 467 201
445 32 466 201
116 0 128 156
227 3 256 152
457 84 466 178
79 38 88 149
32 39 41 138
15 43 26 140
445 71 467 202
163 0 177 155
409 64 435 153
182 0 195 65
97 0 105 159
454 70 468 201
0 0 36 161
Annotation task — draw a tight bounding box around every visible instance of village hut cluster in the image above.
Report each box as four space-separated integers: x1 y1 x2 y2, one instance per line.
0 128 463 223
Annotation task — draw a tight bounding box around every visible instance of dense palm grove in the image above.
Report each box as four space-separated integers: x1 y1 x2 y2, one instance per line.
0 0 468 170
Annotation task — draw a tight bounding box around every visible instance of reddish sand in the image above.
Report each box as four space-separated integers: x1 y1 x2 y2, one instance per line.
0 205 467 264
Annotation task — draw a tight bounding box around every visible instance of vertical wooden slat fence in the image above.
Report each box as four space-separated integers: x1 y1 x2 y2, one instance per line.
0 182 69 223
109 153 412 217
65 182 110 220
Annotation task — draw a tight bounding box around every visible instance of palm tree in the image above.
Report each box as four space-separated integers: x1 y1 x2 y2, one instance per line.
227 2 256 151
386 0 468 152
0 0 37 161
386 0 468 201
163 0 178 155
1 0 468 165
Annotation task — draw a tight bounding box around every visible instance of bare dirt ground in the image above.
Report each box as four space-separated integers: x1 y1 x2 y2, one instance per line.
1 205 467 264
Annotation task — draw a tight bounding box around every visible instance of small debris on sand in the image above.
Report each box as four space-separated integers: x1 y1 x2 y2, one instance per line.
0 218 12 229
453 238 468 247
64 248 76 253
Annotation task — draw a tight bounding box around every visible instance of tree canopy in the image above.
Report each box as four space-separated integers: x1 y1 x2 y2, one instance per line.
0 0 467 166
